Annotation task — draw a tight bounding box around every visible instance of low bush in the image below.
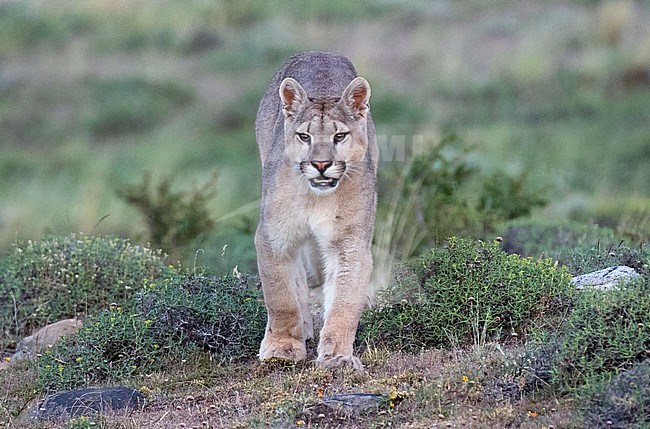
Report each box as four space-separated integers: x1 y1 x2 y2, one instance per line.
554 279 650 389
375 134 478 262
376 135 547 262
36 306 180 393
35 272 265 392
478 173 546 224
118 172 217 261
359 237 574 351
0 234 174 351
138 272 266 361
581 361 650 429
481 341 559 405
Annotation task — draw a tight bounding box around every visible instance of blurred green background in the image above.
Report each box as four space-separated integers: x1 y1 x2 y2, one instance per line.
1 0 649 274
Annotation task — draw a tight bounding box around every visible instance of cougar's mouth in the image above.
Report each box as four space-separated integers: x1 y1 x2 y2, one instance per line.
309 177 339 189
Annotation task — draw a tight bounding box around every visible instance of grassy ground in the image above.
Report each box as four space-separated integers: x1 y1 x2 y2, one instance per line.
1 229 647 428
2 345 579 429
1 0 650 272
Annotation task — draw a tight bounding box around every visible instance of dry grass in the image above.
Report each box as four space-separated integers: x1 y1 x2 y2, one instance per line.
1 344 580 428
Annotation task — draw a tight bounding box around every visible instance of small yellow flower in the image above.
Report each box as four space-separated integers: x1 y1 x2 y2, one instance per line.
461 375 469 383
3 357 10 362
388 387 397 400
296 420 305 425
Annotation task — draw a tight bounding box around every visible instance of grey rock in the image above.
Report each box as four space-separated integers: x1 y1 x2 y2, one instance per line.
572 266 641 291
321 393 386 412
28 386 145 421
304 392 408 419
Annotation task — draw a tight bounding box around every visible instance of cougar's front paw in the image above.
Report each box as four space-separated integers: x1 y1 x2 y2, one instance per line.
316 354 364 371
259 337 306 362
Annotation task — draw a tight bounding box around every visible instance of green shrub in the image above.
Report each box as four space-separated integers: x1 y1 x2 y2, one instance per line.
0 234 174 351
138 272 266 361
581 361 650 429
481 342 559 404
554 280 650 389
118 173 217 261
36 306 181 393
359 237 574 351
477 173 546 223
376 135 478 260
35 272 265 392
376 135 547 262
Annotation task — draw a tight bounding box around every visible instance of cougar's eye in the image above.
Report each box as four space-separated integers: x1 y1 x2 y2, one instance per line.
333 132 349 144
296 133 311 144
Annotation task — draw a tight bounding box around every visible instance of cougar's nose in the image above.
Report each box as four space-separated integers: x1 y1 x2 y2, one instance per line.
311 161 333 175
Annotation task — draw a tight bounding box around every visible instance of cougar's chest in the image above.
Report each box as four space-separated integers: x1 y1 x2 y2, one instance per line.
261 185 339 252
286 193 338 240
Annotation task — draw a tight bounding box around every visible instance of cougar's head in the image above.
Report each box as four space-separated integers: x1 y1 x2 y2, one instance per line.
279 76 371 195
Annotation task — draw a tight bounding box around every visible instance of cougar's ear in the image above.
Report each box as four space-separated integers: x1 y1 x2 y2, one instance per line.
341 76 371 119
279 78 307 118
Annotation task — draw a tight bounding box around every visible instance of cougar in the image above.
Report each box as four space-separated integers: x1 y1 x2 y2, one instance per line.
255 51 377 370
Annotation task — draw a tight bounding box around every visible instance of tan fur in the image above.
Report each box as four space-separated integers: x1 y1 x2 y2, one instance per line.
255 52 377 370
12 318 83 361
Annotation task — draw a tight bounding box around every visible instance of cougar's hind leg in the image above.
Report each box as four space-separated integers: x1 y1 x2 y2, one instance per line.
295 252 314 341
